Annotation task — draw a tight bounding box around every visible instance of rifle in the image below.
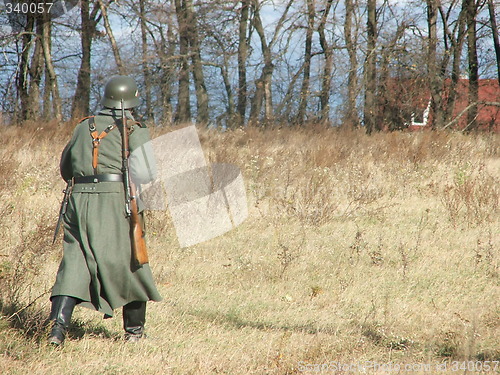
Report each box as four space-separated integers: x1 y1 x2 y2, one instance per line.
52 179 74 244
121 100 149 265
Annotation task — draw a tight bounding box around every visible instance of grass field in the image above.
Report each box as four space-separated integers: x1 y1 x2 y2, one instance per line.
0 122 498 374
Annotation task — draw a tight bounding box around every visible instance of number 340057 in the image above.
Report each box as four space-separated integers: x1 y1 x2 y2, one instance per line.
5 2 54 14
451 361 499 372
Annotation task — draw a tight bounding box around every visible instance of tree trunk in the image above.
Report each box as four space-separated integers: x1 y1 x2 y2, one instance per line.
250 1 274 125
249 0 294 125
40 12 63 121
296 0 315 125
377 22 409 131
377 47 390 131
465 0 479 131
27 16 44 121
426 0 445 129
220 63 235 125
249 79 264 126
237 0 250 125
275 64 304 121
174 0 191 123
344 0 359 128
206 34 235 126
139 0 154 120
71 0 100 119
317 0 334 123
186 0 209 125
42 13 51 120
98 0 125 74
16 15 36 122
487 0 500 85
151 8 176 125
439 1 467 126
162 21 176 125
249 3 268 125
42 67 51 120
364 0 377 134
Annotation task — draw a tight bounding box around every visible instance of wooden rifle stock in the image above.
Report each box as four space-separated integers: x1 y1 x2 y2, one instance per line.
121 100 149 265
129 182 149 265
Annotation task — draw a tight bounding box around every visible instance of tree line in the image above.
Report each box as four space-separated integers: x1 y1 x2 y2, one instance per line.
1 0 499 131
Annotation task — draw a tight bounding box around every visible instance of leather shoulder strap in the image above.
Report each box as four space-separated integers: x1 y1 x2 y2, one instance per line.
88 117 117 174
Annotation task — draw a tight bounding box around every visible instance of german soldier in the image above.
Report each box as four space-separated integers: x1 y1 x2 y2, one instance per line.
48 75 162 345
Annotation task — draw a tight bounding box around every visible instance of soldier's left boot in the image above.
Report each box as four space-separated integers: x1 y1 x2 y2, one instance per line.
48 295 77 346
123 301 146 342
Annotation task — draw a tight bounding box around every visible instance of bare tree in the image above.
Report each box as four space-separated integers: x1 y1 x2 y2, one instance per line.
206 30 236 126
139 0 154 120
186 0 209 125
71 0 102 119
296 0 315 125
249 0 272 125
465 0 479 131
171 0 209 125
15 14 42 122
161 15 177 124
376 19 409 131
30 17 44 120
439 0 467 126
317 0 335 123
343 0 359 127
249 0 295 125
97 0 125 74
237 0 250 125
174 0 191 123
487 0 500 84
8 11 64 122
40 12 62 121
426 0 445 129
144 3 177 124
364 0 377 133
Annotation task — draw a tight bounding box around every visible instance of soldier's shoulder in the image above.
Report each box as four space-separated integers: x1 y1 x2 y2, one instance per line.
70 116 93 133
76 115 94 124
130 121 148 135
133 120 148 129
72 115 95 130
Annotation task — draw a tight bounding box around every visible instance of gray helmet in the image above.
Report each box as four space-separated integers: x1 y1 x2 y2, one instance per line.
100 75 140 109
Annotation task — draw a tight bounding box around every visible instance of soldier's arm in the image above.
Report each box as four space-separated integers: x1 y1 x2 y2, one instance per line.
129 125 157 185
59 141 74 181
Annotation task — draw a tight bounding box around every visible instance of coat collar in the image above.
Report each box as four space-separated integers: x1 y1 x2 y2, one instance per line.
98 107 134 120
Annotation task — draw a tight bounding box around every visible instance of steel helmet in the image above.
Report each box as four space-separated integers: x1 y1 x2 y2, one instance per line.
100 75 140 109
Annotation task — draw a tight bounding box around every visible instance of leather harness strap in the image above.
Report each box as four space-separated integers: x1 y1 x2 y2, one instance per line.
88 117 117 174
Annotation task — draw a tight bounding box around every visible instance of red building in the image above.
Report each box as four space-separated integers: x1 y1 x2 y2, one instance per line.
406 79 500 132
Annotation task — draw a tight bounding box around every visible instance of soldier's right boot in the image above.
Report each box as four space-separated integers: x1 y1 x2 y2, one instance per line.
48 295 77 346
123 301 146 342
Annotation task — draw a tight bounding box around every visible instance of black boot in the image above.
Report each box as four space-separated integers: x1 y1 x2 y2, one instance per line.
48 296 77 346
123 301 146 342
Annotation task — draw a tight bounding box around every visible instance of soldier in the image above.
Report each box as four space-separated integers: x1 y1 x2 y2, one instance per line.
48 75 162 346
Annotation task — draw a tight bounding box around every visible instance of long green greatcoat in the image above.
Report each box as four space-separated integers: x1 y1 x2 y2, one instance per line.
51 108 162 317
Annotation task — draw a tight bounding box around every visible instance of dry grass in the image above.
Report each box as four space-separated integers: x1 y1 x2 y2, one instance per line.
0 122 499 374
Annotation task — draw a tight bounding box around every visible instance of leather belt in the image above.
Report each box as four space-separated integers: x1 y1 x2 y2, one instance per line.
74 174 123 184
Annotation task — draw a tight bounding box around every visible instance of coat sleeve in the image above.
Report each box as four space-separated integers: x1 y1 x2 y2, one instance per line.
129 126 157 185
59 141 74 181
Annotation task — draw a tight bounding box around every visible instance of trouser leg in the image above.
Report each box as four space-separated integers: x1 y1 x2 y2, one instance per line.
48 295 77 346
123 301 146 341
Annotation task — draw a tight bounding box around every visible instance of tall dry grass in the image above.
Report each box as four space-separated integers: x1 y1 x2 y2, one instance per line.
0 121 499 374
